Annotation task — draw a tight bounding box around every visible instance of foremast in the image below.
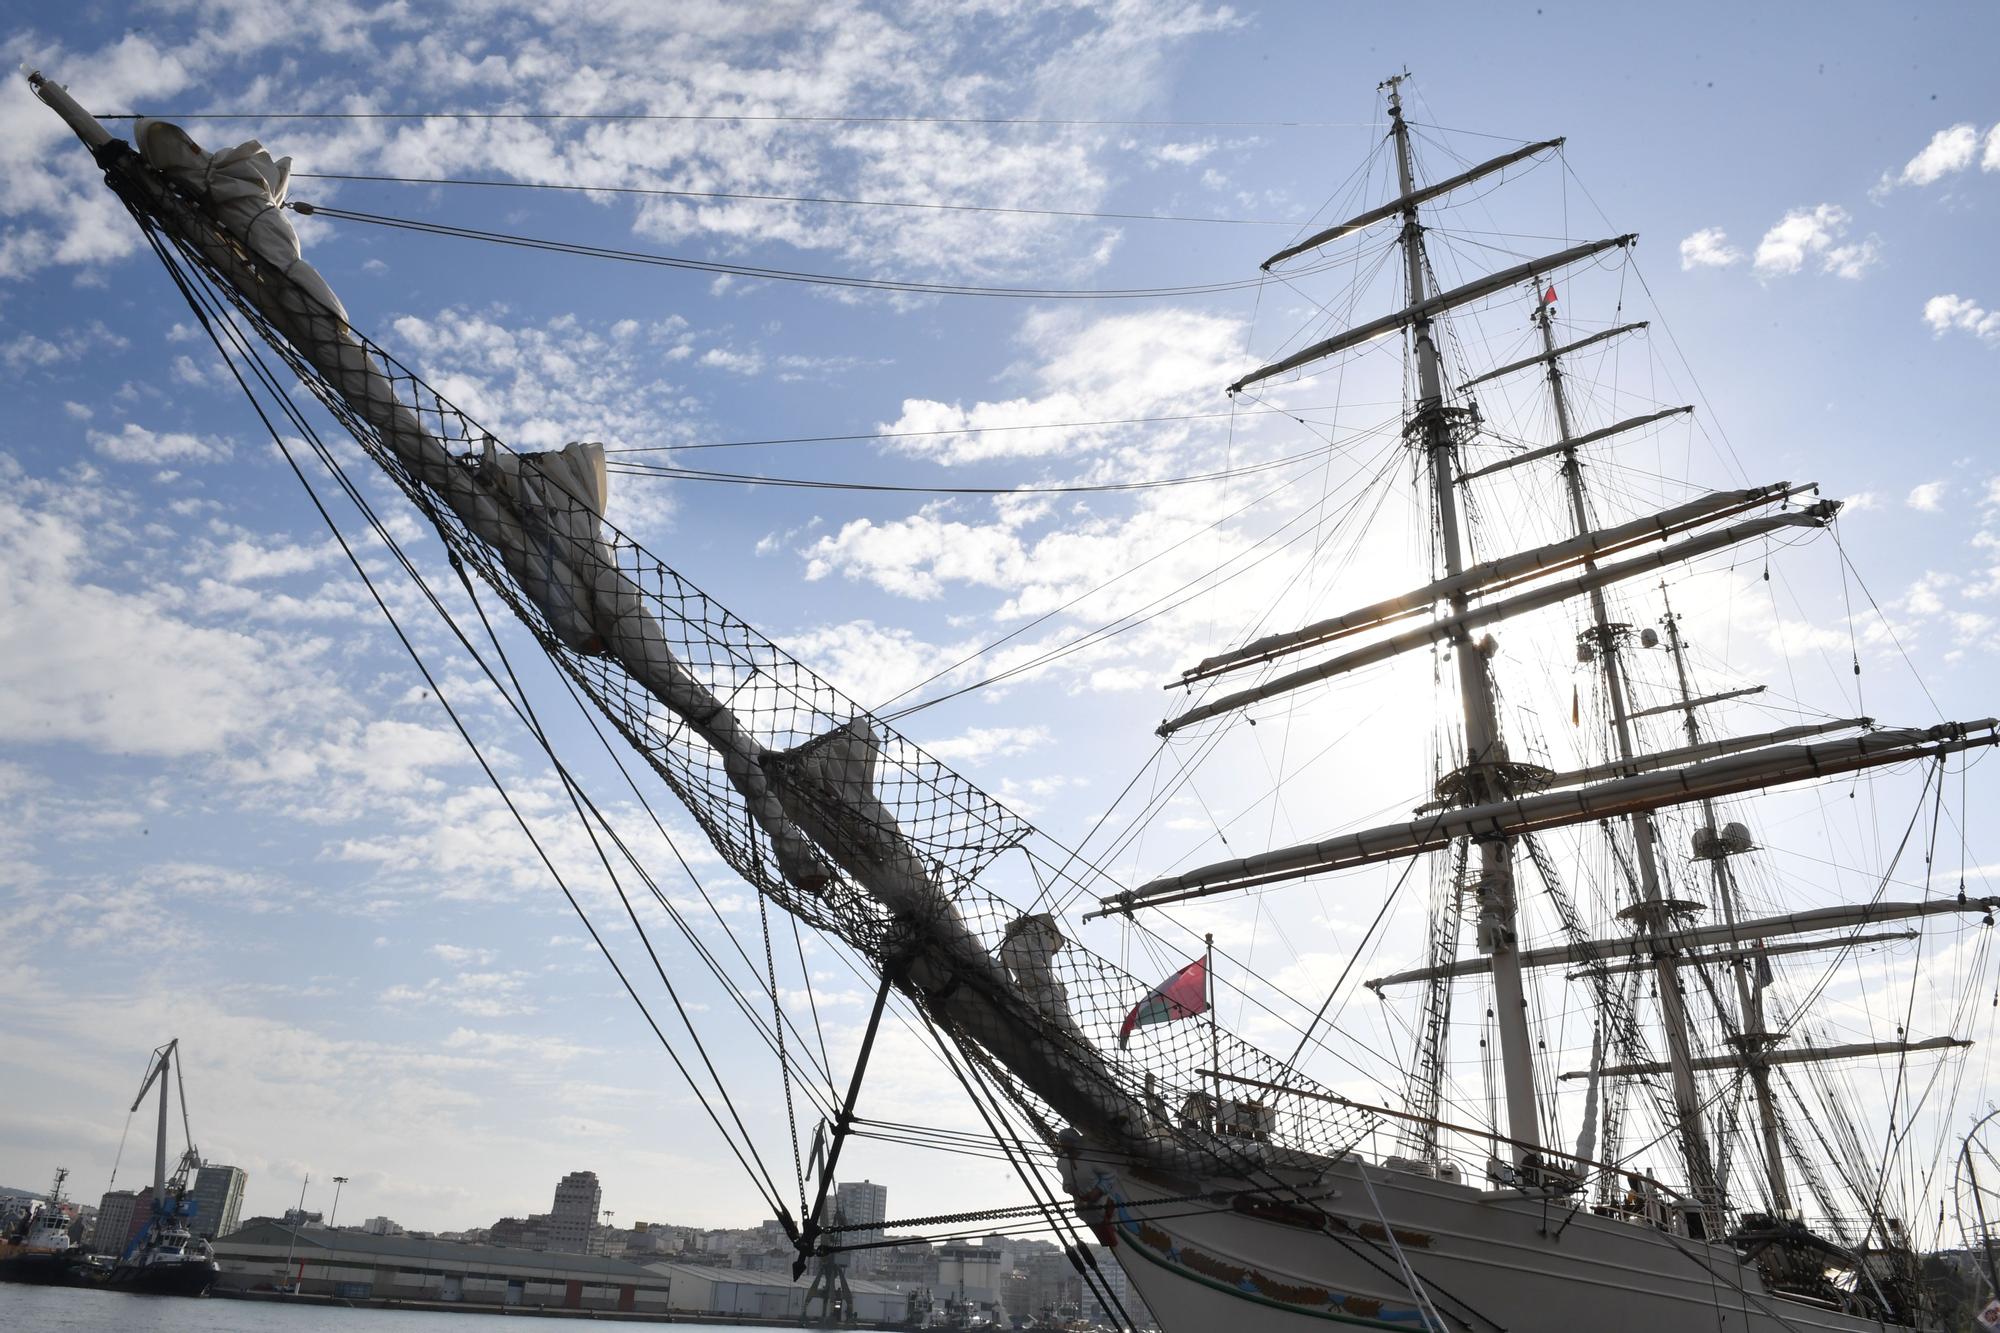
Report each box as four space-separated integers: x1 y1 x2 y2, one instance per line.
1533 299 1724 1223
1383 75 1544 1168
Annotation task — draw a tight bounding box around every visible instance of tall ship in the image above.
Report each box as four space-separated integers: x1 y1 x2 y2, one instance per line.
29 65 2000 1331
0 1170 80 1285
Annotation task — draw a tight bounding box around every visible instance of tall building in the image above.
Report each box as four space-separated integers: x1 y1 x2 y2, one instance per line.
548 1171 601 1254
190 1164 247 1240
831 1180 887 1246
94 1190 147 1257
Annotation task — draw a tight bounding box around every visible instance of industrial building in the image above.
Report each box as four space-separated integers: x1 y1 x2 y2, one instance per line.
214 1222 673 1312
210 1224 909 1319
642 1260 910 1322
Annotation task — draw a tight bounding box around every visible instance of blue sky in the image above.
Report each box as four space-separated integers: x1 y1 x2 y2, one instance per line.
2 1 1998 1237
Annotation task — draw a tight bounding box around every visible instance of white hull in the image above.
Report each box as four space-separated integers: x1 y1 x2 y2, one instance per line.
1070 1153 1919 1332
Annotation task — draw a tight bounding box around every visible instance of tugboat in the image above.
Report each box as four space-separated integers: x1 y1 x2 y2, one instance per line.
0 1169 79 1285
76 1040 220 1297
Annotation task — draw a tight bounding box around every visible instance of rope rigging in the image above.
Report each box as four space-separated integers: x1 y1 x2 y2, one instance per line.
604 436 1354 495
289 170 1309 226
286 200 1349 299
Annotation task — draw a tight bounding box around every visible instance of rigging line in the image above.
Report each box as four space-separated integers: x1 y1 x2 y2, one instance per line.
872 436 1382 721
605 440 1345 494
104 110 1381 128
191 235 839 1109
164 250 791 1219
154 225 811 1204
290 171 1306 226
758 887 808 1224
928 418 1399 748
451 553 820 1207
290 201 1337 299
1027 745 1167 916
1864 761 1949 1231
604 403 1386 454
917 1014 1137 1333
790 914 839 1110
544 663 840 1097
1287 851 1428 1071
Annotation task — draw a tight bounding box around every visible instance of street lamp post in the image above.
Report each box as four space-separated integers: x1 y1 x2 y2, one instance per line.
328 1176 348 1296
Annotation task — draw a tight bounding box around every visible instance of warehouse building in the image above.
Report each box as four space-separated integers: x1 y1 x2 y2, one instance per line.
214 1222 673 1312
644 1260 911 1322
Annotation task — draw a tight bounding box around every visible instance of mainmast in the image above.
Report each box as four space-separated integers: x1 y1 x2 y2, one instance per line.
1532 300 1723 1221
1659 588 1791 1213
1383 74 1543 1167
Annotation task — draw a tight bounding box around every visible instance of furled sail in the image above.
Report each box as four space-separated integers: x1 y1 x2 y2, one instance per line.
1160 502 1839 734
1228 234 1635 394
1177 482 1810 686
1370 896 2000 990
1098 721 2000 914
1259 138 1564 269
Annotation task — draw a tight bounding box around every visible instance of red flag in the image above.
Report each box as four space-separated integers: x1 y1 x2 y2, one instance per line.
1118 958 1209 1048
1543 284 1558 306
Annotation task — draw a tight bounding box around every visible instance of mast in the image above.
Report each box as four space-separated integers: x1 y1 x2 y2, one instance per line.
1660 588 1791 1213
1532 297 1722 1220
1383 74 1543 1166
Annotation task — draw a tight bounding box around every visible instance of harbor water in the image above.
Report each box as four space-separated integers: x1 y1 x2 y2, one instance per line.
0 1284 825 1331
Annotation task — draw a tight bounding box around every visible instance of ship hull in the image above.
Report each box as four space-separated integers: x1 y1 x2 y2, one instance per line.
82 1258 220 1297
1070 1151 1922 1332
0 1250 76 1286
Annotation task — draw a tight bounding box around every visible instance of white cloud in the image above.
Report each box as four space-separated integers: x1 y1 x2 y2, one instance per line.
1821 236 1881 280
1900 123 1981 185
699 346 765 375
0 482 322 757
430 943 498 966
1149 139 1217 167
1678 227 1741 270
379 970 537 1017
1924 293 2000 344
1753 204 1879 279
1907 480 1947 511
1987 124 2000 173
876 307 1249 464
88 423 230 464
4 3 1234 291
915 724 1052 762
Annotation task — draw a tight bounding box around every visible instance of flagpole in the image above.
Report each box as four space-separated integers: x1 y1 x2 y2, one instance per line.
1206 933 1220 1126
